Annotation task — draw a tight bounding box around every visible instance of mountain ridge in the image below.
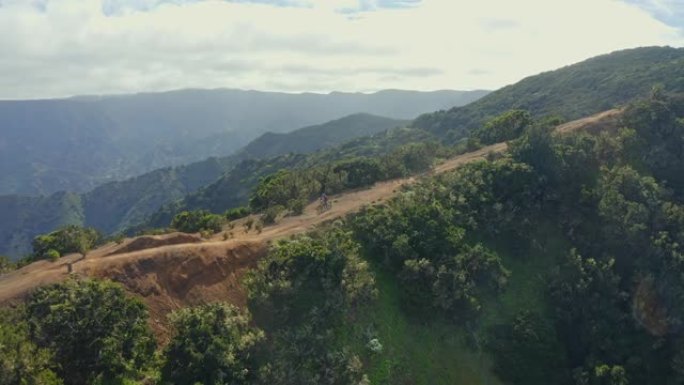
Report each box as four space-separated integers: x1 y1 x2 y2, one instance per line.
1 88 486 196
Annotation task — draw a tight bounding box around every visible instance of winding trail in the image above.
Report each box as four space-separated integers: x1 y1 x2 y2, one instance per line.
0 109 622 337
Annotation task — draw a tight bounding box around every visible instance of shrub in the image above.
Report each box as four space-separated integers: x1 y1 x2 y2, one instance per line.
170 210 224 234
0 255 16 274
45 249 60 262
287 198 306 215
0 308 62 385
32 225 101 261
161 303 264 385
225 206 252 221
26 279 156 385
262 205 286 225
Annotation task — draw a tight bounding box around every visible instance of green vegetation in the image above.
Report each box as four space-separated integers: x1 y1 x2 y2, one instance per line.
30 225 101 261
225 206 251 221
25 279 157 385
6 47 684 385
245 231 376 385
161 303 264 385
0 113 419 260
170 210 224 234
0 256 14 274
144 127 438 229
0 308 62 385
473 109 533 144
247 141 444 215
414 46 684 141
238 113 406 159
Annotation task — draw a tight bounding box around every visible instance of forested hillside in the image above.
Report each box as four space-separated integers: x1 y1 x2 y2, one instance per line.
142 126 435 230
414 46 684 141
5 91 684 385
0 114 407 259
238 113 406 159
0 89 483 196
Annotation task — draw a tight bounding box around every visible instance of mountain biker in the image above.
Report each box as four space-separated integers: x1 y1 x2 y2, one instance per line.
320 192 329 210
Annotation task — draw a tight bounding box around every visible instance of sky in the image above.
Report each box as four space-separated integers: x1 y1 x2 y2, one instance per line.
0 0 682 99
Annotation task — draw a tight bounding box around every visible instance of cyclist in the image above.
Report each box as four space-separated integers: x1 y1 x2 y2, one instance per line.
320 192 329 211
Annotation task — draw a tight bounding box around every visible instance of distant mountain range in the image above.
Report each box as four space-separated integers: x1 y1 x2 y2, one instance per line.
0 88 488 196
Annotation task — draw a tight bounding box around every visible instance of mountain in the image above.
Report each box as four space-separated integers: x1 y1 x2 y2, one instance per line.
5 46 684 259
141 126 434 230
0 89 487 196
0 113 410 259
238 113 407 159
414 46 684 140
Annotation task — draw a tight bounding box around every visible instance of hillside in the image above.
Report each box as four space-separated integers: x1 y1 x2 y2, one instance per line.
238 113 406 159
0 108 619 319
0 108 631 385
0 114 413 259
0 140 511 317
0 89 486 196
141 126 435 229
414 46 684 140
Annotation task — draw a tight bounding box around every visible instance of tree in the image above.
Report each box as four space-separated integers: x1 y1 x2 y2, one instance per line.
0 255 15 274
25 279 156 385
170 210 224 234
487 311 569 385
31 225 100 261
0 308 62 385
474 109 533 144
161 303 264 385
333 158 384 189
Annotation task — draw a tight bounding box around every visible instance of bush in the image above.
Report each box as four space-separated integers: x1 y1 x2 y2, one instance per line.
32 225 101 261
287 198 306 215
170 210 224 234
474 109 533 144
262 205 286 225
161 303 264 385
0 255 15 274
26 279 156 385
225 206 252 221
0 308 62 385
45 249 60 262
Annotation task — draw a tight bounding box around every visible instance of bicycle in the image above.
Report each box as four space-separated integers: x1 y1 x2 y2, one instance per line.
317 199 331 214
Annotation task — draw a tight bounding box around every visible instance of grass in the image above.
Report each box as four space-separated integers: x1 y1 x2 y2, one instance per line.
335 222 570 384
340 266 502 385
479 223 570 330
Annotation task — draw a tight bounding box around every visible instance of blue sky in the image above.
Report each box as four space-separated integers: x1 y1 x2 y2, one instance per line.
0 0 682 98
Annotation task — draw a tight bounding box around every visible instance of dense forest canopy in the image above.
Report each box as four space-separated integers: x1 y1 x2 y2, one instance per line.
414 46 684 142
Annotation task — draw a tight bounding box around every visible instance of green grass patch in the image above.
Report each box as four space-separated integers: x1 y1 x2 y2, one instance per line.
340 267 502 385
479 223 570 330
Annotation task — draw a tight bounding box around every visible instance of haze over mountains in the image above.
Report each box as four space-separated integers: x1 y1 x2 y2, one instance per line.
0 89 487 196
1 46 683 261
0 112 409 258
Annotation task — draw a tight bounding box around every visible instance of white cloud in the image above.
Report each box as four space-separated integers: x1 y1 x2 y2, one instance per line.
0 0 682 98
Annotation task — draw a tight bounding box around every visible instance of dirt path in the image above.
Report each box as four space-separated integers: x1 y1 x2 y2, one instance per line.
0 109 621 333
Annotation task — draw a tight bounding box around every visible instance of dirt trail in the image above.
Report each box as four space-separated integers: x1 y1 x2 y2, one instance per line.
0 109 621 336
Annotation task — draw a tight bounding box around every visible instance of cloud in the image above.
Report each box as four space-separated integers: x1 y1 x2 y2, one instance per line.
621 0 684 28
0 0 682 99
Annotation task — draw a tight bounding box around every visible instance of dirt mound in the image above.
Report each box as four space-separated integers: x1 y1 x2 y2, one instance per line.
87 240 267 340
106 232 202 256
